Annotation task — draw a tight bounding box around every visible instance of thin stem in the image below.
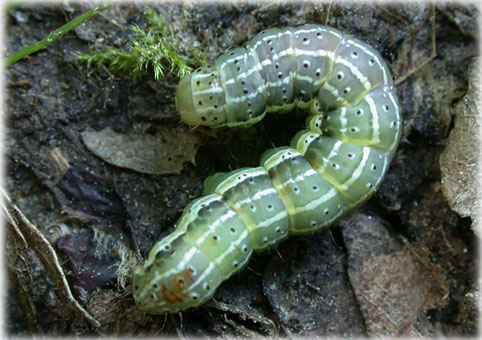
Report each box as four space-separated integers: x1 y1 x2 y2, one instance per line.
4 3 112 67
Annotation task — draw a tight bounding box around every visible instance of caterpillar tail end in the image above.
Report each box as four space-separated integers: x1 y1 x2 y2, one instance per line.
176 74 201 126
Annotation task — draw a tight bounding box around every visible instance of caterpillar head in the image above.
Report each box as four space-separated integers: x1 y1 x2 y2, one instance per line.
131 231 219 314
176 66 227 127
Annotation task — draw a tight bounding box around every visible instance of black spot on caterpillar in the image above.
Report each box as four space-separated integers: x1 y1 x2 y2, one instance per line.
132 24 402 314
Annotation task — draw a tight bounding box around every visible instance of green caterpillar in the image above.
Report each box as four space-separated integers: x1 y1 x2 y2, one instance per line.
132 24 402 314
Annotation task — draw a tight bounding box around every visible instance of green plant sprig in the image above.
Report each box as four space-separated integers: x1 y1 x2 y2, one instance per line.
76 9 208 80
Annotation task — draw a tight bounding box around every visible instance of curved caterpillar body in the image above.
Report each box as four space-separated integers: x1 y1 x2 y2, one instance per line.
132 24 402 314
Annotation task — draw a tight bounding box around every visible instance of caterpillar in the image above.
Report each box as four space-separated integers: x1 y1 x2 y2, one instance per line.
132 24 402 314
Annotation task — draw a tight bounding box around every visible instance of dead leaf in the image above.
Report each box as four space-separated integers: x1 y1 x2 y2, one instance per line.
342 214 448 337
81 127 200 175
440 58 482 236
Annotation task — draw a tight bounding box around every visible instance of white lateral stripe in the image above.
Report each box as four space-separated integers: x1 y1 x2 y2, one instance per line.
295 74 315 83
321 82 342 102
217 169 266 192
340 147 370 191
192 86 224 96
293 168 317 182
256 210 288 229
233 187 277 208
186 230 251 293
365 96 380 144
335 56 371 89
291 187 338 214
264 149 301 169
348 39 388 84
294 47 334 59
195 209 237 246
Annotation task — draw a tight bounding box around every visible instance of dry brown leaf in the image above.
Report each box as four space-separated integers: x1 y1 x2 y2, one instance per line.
349 242 448 337
81 127 200 175
342 213 449 337
439 58 482 236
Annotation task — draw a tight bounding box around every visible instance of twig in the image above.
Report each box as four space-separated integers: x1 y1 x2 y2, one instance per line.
2 189 101 327
324 0 333 26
